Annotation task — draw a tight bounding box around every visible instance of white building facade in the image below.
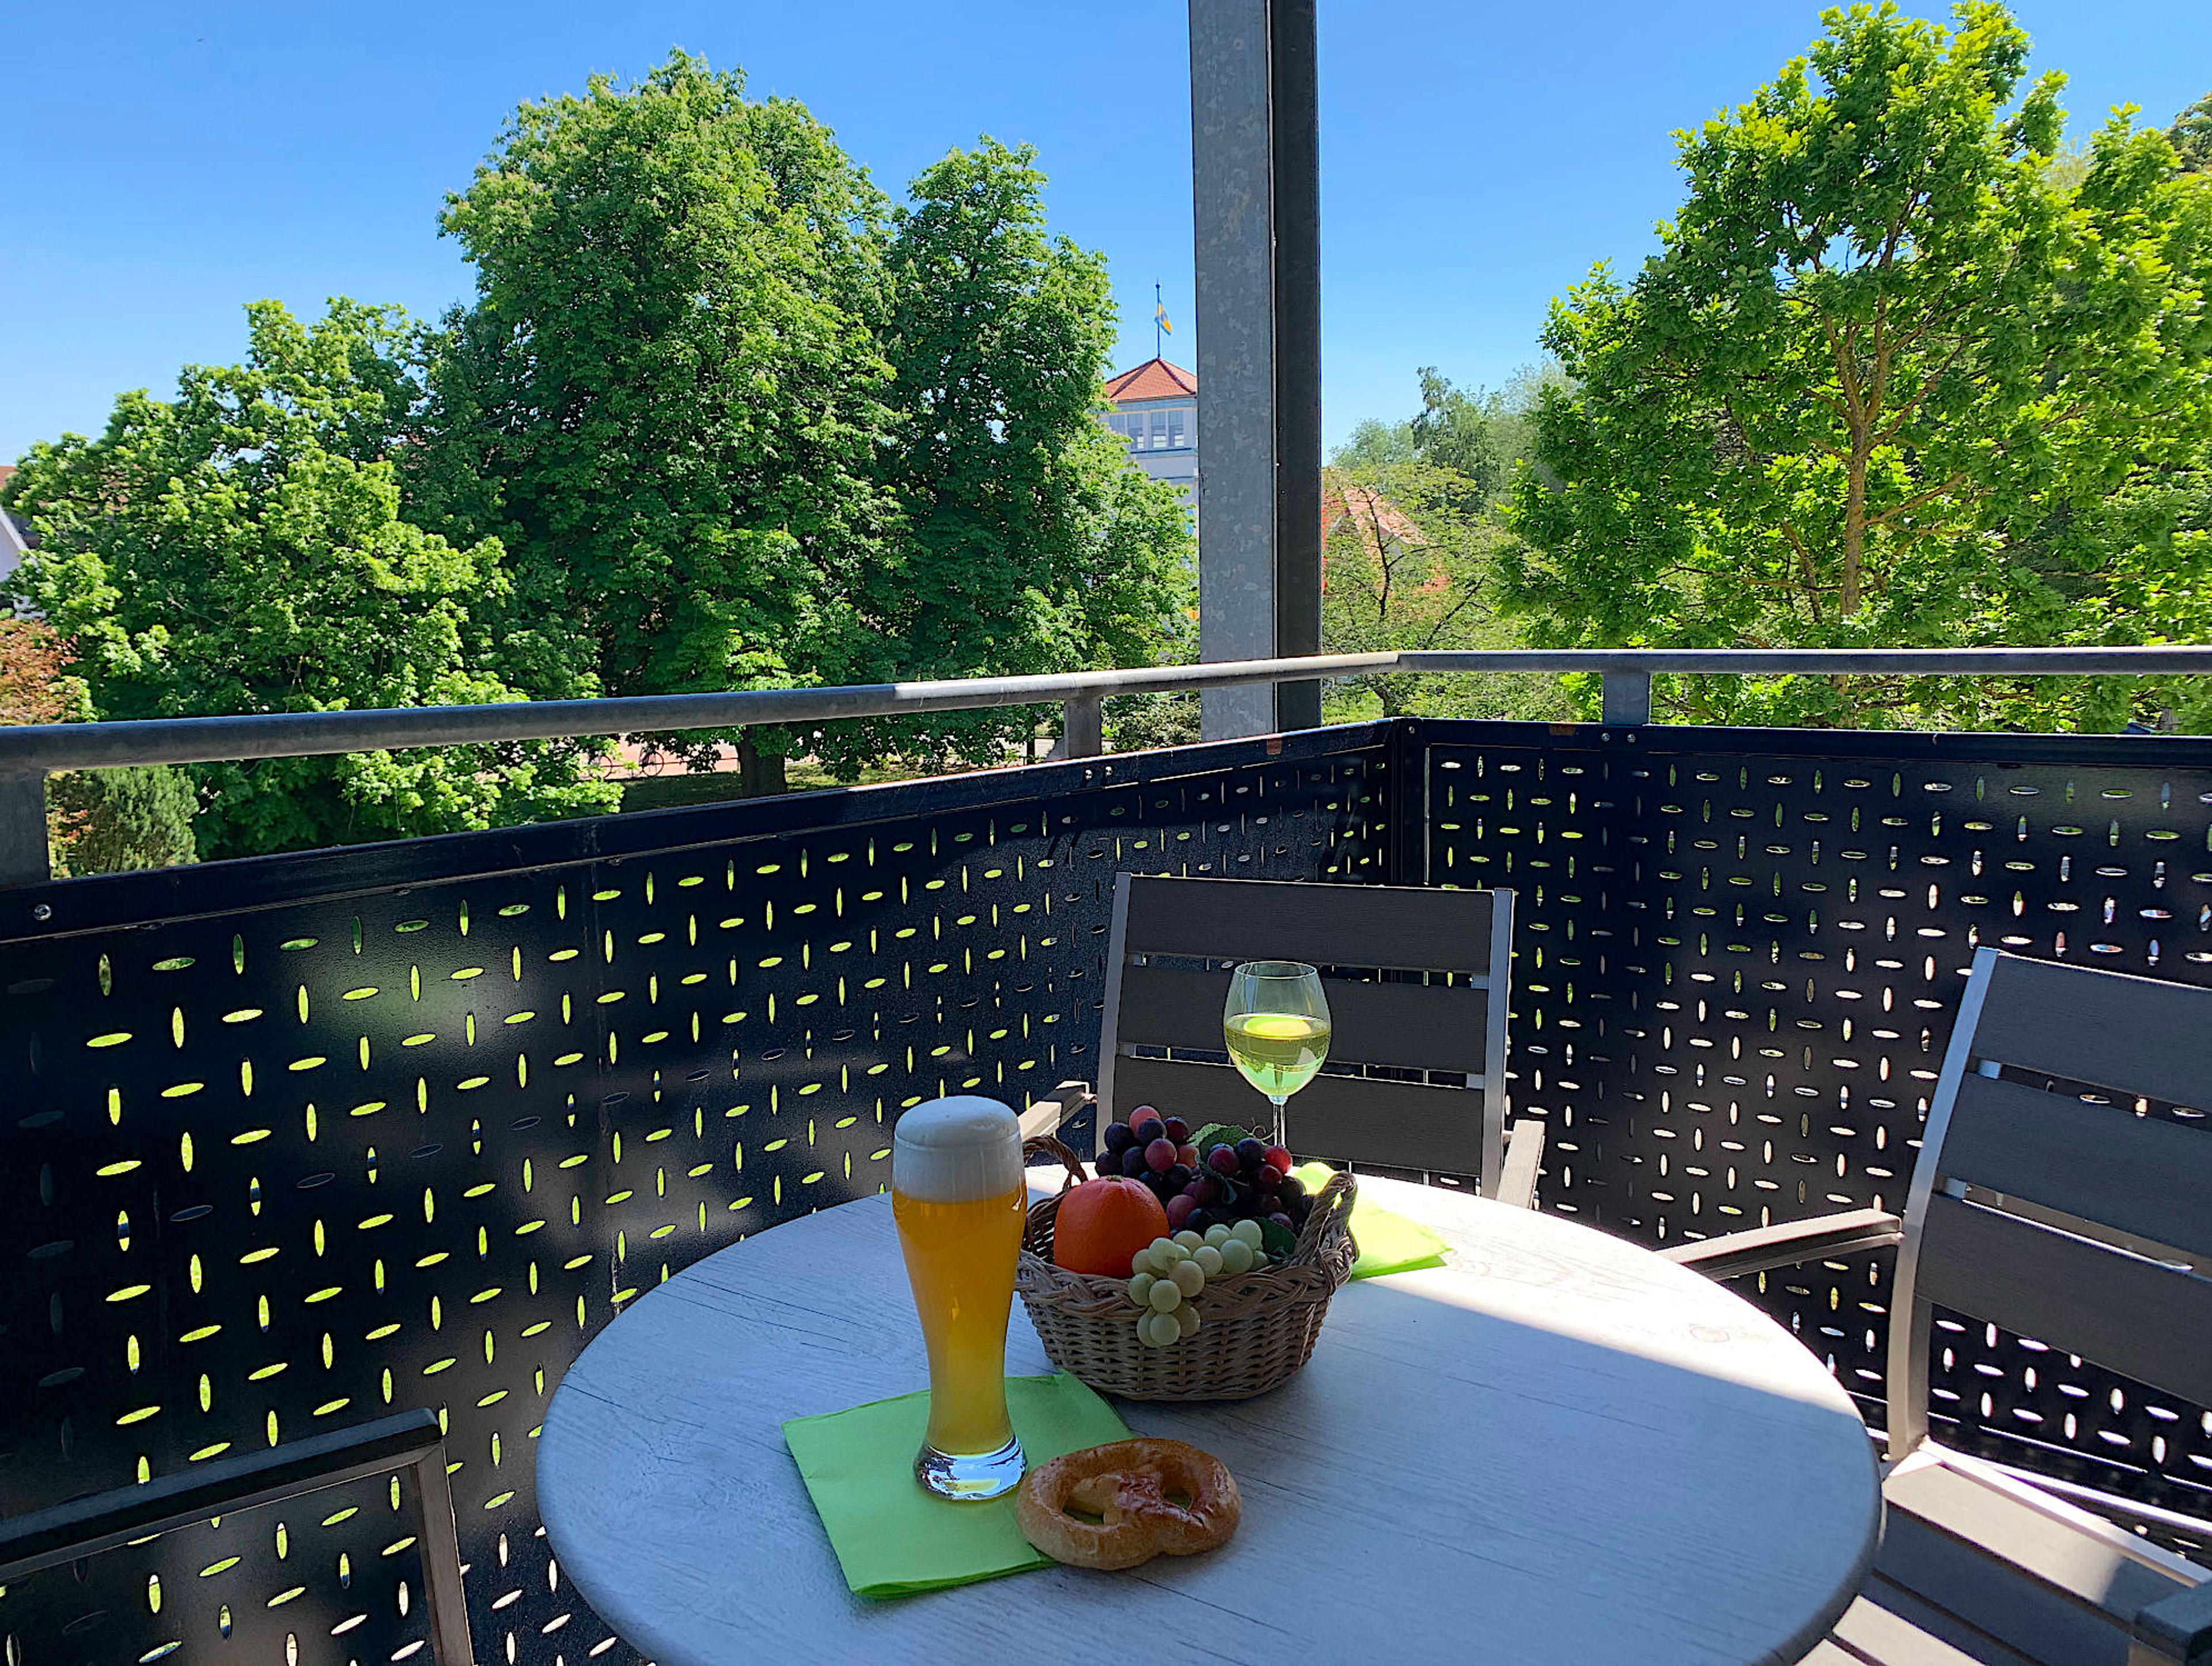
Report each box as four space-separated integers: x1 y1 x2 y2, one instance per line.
0 466 29 585
1101 358 1198 519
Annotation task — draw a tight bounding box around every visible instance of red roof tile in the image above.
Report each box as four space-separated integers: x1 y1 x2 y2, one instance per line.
1104 358 1198 403
1323 472 1427 556
1320 469 1449 593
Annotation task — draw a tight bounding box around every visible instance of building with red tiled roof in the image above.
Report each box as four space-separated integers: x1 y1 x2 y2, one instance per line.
1319 467 1446 594
1101 357 1199 518
1103 359 1198 403
1321 472 1426 562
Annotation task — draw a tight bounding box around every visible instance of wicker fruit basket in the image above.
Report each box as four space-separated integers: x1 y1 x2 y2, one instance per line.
1016 1136 1357 1402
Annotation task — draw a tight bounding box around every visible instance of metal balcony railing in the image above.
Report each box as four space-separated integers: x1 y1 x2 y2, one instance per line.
1 665 2209 1665
4 645 2209 885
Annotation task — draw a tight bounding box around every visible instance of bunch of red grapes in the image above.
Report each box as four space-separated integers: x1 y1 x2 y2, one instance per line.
1099 1107 1311 1239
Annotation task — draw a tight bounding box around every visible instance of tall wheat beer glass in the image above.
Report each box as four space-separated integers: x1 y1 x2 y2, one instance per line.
892 1096 1027 1500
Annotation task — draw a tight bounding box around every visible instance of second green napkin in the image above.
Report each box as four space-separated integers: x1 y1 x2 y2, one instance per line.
1295 1162 1450 1278
782 1371 1128 1598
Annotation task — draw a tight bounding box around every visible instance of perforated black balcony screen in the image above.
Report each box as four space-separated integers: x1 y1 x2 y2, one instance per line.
0 716 2204 1664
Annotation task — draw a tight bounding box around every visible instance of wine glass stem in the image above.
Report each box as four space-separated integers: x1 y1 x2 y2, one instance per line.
1268 1095 1287 1152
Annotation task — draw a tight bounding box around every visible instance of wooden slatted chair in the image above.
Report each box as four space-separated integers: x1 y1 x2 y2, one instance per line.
1683 947 2212 1666
0 1410 473 1664
1028 875 1541 1205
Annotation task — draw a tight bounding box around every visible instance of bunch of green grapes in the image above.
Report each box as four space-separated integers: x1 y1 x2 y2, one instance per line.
1126 1221 1268 1348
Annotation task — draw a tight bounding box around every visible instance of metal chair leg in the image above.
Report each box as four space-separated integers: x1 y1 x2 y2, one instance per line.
411 1443 476 1666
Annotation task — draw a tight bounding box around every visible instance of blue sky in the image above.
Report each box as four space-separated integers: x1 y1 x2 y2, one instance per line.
6 1 2209 464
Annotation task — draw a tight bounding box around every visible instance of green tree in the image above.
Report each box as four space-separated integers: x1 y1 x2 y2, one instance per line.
1327 366 1570 722
1332 417 1421 470
0 618 85 726
1406 370 1527 508
817 139 1193 776
1334 363 1564 513
3 299 616 857
1104 690 1200 753
50 767 199 875
415 52 899 794
1317 461 1568 721
2171 91 2212 173
1501 2 2212 729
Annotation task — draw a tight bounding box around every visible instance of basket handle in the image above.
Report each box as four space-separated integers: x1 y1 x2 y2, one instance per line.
1022 1134 1090 1193
1291 1168 1357 1264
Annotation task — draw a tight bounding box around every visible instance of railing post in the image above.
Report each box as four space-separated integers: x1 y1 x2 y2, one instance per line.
1061 695 1104 760
0 772 50 887
1601 670 1652 727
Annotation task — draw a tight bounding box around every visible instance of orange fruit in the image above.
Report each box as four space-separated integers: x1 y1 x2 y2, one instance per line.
1051 1177 1170 1277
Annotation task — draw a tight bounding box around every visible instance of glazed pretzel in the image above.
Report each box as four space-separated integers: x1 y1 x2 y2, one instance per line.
1014 1438 1241 1570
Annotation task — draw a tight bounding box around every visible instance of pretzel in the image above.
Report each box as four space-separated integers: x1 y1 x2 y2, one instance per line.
1014 1438 1241 1570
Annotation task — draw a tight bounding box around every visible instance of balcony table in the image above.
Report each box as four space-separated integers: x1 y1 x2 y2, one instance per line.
537 1172 1880 1665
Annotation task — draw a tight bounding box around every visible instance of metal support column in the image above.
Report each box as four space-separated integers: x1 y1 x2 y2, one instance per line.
1192 0 1279 741
1269 0 1323 733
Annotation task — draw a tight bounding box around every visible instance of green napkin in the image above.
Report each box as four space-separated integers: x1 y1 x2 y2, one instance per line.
782 1371 1129 1598
1294 1162 1450 1278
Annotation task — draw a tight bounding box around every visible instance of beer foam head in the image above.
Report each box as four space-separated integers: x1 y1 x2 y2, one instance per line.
892 1095 1022 1202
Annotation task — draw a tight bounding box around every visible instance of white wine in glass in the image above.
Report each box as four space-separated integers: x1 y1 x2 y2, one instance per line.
1224 961 1332 1151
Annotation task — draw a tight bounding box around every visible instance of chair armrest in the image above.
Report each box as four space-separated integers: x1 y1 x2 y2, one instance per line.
1659 1207 1902 1281
0 1408 473 1665
2137 1576 2212 1665
0 1409 442 1583
1018 1081 1094 1143
1493 1117 1544 1210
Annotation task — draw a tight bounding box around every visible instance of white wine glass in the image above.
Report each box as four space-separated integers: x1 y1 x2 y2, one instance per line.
1223 961 1332 1152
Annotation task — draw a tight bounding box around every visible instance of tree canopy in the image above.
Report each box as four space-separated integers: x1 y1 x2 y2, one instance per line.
1334 364 1563 514
1315 454 1570 724
414 55 1190 788
3 301 618 856
821 138 1192 775
1500 2 2212 729
6 50 1193 845
1323 367 1571 722
50 766 199 876
2171 91 2212 174
412 54 897 790
1317 460 1487 716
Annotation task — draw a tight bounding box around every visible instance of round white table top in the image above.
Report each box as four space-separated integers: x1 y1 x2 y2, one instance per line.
539 1176 1879 1665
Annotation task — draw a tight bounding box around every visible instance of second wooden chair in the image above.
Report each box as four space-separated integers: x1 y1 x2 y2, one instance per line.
1029 874 1541 1206
1677 948 2212 1666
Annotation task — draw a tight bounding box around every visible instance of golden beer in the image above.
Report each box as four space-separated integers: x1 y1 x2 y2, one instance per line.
892 1096 1027 1499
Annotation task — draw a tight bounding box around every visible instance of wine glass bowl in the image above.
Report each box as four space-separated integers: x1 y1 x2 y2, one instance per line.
1222 961 1332 1151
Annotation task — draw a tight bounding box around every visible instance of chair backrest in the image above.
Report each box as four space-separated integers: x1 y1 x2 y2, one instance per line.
1888 947 2212 1457
0 1410 471 1663
1097 875 1514 1184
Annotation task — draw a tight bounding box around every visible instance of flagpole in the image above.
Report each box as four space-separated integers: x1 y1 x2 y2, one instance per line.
1155 282 1163 359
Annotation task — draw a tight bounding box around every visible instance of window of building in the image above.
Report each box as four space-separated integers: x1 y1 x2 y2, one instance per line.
1149 410 1168 448
1166 408 1186 449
